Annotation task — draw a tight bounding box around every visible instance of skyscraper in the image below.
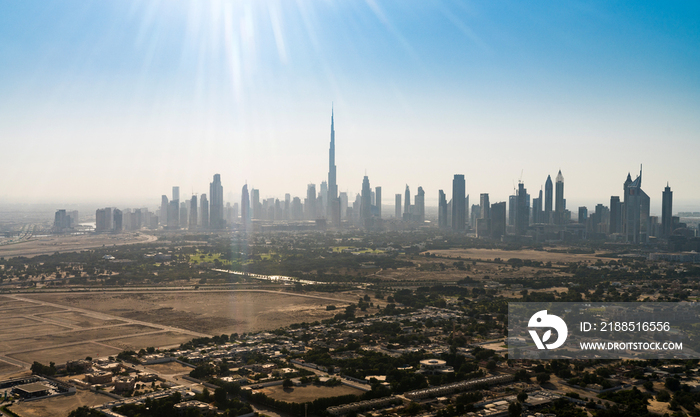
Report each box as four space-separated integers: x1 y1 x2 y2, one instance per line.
515 182 529 235
578 207 588 224
189 195 198 230
532 189 543 224
624 168 650 244
395 194 402 219
361 176 372 230
327 107 339 225
480 193 490 220
451 175 466 231
252 189 260 220
477 193 490 238
241 185 250 227
544 175 553 224
200 194 209 228
609 196 621 234
172 186 180 228
375 186 382 218
404 185 411 219
491 202 506 239
306 184 316 219
438 190 447 229
555 170 565 224
415 187 425 223
160 195 168 226
662 183 673 237
210 174 224 229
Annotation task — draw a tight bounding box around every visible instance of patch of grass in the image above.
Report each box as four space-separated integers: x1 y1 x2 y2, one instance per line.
189 251 231 266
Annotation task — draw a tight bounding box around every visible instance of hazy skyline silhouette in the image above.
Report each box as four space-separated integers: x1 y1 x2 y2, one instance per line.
1 2 698 211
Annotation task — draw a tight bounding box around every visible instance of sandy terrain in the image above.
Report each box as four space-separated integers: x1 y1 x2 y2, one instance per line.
9 342 123 365
0 359 22 378
9 390 111 417
103 331 196 351
0 232 157 258
144 361 194 375
261 384 364 403
24 290 349 335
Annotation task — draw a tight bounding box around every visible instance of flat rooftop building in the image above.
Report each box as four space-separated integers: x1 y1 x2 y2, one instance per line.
13 382 50 399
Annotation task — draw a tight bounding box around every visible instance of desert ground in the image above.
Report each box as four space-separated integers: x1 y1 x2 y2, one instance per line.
0 232 157 258
0 290 350 377
9 389 111 417
24 290 351 335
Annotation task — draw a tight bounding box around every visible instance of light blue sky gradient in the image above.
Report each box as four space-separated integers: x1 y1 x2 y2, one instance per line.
1 1 699 213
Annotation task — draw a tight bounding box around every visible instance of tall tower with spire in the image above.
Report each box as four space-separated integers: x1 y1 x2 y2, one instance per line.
327 106 340 225
554 170 565 224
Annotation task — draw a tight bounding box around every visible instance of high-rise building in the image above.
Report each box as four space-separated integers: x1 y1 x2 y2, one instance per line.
167 200 179 228
438 190 448 229
544 175 553 224
160 195 168 226
339 192 348 220
179 201 188 228
532 189 543 224
508 195 516 226
113 209 122 232
415 187 425 223
172 186 180 228
624 168 650 244
375 186 382 218
609 196 622 234
515 182 529 235
395 194 402 219
361 176 372 230
554 170 565 224
465 195 470 226
252 188 260 220
480 193 490 220
210 174 224 229
241 185 250 226
189 195 198 230
404 185 411 218
306 184 317 220
578 207 588 224
470 204 481 229
327 107 339 225
319 181 328 217
662 183 673 237
95 209 108 232
291 197 303 220
200 194 209 229
477 193 490 237
451 175 466 231
491 202 506 239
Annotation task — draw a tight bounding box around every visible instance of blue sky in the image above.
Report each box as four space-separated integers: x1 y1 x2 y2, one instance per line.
1 0 699 213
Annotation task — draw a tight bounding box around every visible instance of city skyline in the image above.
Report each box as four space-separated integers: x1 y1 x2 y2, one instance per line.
1 2 699 210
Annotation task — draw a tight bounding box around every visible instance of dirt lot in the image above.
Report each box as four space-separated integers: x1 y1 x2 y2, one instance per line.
9 389 111 417
261 384 364 403
144 361 194 375
0 324 158 353
0 232 157 258
36 311 124 328
9 342 122 365
0 359 22 377
103 331 196 351
25 290 349 335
